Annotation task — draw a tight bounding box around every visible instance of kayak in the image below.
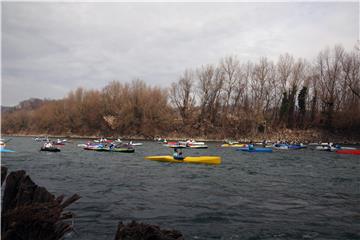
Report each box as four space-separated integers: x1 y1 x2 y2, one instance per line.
237 147 273 153
339 147 357 150
166 144 208 149
129 143 143 146
188 145 208 149
95 147 135 153
84 145 103 150
77 143 89 147
0 148 15 153
145 156 221 165
221 143 247 148
273 144 306 150
315 145 338 152
40 147 60 152
179 140 205 146
336 149 360 155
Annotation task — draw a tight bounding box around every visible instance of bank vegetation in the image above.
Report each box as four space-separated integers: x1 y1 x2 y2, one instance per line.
2 45 360 140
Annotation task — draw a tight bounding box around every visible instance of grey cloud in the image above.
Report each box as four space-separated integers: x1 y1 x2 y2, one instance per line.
1 2 358 106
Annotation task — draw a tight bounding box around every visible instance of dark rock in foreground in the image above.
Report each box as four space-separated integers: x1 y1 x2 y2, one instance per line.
1 167 80 240
115 221 184 240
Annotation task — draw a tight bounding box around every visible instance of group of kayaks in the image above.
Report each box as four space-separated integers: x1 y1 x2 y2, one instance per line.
2 137 359 167
37 137 143 153
220 140 360 154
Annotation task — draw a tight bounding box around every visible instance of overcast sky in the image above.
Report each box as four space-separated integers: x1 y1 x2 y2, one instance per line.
1 2 359 106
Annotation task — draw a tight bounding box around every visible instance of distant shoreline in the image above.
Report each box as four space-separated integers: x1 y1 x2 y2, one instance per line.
3 130 360 145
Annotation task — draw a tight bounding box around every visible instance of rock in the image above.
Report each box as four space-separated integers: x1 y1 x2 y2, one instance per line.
114 221 184 240
1 169 80 240
1 166 7 185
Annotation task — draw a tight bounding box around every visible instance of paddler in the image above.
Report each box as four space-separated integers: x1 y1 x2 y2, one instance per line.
173 148 184 160
249 141 254 150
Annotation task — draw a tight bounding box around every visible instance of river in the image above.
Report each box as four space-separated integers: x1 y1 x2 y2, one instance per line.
2 137 359 239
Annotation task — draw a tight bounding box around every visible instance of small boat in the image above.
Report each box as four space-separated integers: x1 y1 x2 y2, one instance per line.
187 145 208 149
237 147 273 153
178 140 205 146
114 138 122 143
53 139 67 145
0 139 14 152
95 147 135 153
165 143 208 149
145 155 221 165
339 146 357 150
315 145 338 152
83 144 103 150
0 148 15 153
336 149 360 155
221 143 247 148
77 143 89 147
273 144 306 150
128 141 143 146
34 137 50 142
40 147 60 152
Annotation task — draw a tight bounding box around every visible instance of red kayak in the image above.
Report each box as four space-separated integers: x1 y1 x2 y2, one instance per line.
336 149 360 155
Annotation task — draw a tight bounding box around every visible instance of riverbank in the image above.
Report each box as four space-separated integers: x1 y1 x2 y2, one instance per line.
2 128 360 144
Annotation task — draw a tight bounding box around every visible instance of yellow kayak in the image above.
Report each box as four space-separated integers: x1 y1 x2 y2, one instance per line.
145 155 221 165
221 143 247 148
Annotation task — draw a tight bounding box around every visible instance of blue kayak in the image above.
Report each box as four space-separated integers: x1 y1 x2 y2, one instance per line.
288 144 306 149
0 148 15 153
237 147 273 153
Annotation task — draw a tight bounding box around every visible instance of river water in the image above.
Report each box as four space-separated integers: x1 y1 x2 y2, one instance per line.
2 137 360 240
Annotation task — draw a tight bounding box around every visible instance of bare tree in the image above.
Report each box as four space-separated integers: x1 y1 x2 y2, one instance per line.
317 46 343 129
197 64 224 132
169 70 196 125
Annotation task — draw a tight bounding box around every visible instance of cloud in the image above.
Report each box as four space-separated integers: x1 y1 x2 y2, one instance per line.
1 2 358 106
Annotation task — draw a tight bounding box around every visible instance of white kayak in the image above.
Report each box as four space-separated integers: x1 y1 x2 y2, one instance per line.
129 142 143 146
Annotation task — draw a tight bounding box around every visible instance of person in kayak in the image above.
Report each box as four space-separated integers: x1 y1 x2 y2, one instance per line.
45 142 52 148
249 141 254 150
173 148 184 160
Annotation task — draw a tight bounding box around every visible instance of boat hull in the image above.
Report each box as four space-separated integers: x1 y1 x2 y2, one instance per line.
40 147 60 152
221 144 247 148
273 144 306 150
237 147 273 153
188 145 208 149
0 148 15 153
336 150 360 155
95 148 135 153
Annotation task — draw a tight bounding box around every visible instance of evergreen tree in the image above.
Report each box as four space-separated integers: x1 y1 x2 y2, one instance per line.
298 86 308 128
